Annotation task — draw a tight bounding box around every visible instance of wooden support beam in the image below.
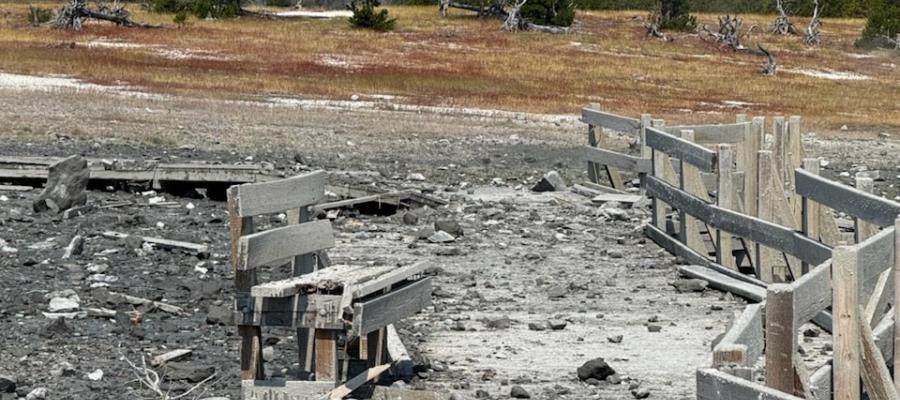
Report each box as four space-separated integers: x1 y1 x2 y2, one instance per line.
801 158 821 274
796 169 900 228
714 303 764 368
228 185 265 381
834 246 861 400
679 130 708 255
766 284 798 395
855 176 878 242
697 368 805 400
586 124 602 185
581 107 642 133
315 330 339 382
787 116 804 224
717 145 737 270
645 126 718 172
858 305 900 400
758 151 779 283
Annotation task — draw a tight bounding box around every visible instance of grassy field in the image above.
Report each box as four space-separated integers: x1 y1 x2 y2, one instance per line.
0 3 898 131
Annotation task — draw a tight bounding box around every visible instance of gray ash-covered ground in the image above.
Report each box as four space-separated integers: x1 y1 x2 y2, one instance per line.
1 86 899 400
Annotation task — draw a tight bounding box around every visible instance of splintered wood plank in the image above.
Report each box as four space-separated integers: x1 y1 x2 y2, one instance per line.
858 305 900 400
834 246 861 400
713 303 763 367
663 122 750 144
352 278 433 336
238 220 335 270
326 363 392 400
315 330 338 382
231 171 326 217
251 264 403 298
579 146 651 174
795 169 900 228
581 107 642 133
645 127 717 172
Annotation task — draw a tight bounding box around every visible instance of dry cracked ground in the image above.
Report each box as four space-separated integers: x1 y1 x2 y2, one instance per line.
1 79 899 400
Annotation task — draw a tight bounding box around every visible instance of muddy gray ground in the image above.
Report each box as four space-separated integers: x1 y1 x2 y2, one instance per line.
1 84 899 400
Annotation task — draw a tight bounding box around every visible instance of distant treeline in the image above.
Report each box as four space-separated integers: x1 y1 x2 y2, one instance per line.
388 0 880 17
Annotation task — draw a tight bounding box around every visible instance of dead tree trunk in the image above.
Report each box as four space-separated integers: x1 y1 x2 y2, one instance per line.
772 0 797 35
804 0 821 45
759 45 776 76
501 0 526 31
52 0 159 30
701 15 744 50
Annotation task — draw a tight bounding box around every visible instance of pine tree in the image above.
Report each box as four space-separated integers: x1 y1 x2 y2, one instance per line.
858 0 900 48
520 0 576 27
655 0 696 31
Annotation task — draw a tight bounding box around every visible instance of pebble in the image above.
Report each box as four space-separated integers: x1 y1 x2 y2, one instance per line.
510 385 531 398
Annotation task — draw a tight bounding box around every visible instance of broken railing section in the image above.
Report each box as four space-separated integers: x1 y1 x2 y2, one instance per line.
228 171 432 398
589 102 900 399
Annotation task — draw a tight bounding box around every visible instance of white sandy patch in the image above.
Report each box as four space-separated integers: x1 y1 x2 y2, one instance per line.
0 72 130 93
83 38 233 61
720 100 755 108
787 68 871 81
317 55 360 70
275 10 351 18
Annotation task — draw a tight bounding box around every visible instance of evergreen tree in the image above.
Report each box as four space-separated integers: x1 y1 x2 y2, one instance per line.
656 0 696 31
520 0 576 27
858 0 900 47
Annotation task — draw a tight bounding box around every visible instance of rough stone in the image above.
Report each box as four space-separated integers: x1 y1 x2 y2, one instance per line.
41 317 73 338
33 155 90 213
166 363 215 382
0 375 15 393
607 334 623 344
531 171 566 192
510 385 531 398
428 230 456 243
576 358 615 381
670 278 708 293
548 320 567 330
434 220 464 237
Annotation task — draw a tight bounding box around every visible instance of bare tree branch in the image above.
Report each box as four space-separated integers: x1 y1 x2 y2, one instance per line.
804 0 822 45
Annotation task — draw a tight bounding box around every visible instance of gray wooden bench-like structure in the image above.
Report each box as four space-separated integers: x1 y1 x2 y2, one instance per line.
227 171 432 396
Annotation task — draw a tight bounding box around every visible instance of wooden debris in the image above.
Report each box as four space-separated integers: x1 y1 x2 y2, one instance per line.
107 291 185 315
591 193 643 205
102 231 209 258
151 349 192 367
52 0 160 30
772 0 798 35
805 0 822 45
0 184 32 191
325 363 391 399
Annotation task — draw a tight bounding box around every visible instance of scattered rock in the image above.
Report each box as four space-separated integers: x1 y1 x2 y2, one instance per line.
546 285 567 299
607 374 622 384
647 324 662 333
632 389 650 399
532 171 566 192
61 235 84 259
607 334 623 344
262 346 275 362
527 322 548 331
407 173 426 181
434 220 464 237
33 155 90 213
510 385 531 398
26 387 48 400
205 305 232 326
0 375 15 393
577 358 616 381
402 212 419 225
41 317 73 338
86 369 103 381
48 296 80 313
50 362 76 378
548 320 567 330
428 231 456 243
670 278 708 293
166 363 215 382
486 317 511 330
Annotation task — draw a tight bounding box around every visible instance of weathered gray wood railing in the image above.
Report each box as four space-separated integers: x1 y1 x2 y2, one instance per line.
227 171 432 398
580 105 651 193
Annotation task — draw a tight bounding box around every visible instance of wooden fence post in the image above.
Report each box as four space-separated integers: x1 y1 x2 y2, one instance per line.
787 116 803 223
717 144 737 270
586 105 602 185
765 284 797 394
758 150 777 283
228 187 265 381
651 119 668 231
834 245 861 400
894 216 900 394
855 175 877 243
287 207 318 377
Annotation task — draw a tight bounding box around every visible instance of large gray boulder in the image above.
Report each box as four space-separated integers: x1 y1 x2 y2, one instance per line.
33 155 90 213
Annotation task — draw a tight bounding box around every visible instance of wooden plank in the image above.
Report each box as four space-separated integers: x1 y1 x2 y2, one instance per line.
834 245 861 400
680 131 708 256
241 380 335 400
315 330 338 382
0 184 33 191
639 114 652 159
663 122 750 144
228 185 265 381
238 220 335 270
352 278 432 336
581 107 641 133
796 169 900 228
645 224 764 287
577 146 651 174
810 364 832 400
651 148 668 230
801 159 821 274
713 303 763 367
644 175 832 266
677 265 765 301
591 193 643 205
786 116 804 225
758 150 779 283
865 269 892 327
791 261 832 324
895 218 900 394
386 324 414 380
766 284 798 395
717 145 737 270
855 176 879 242
231 171 327 217
586 124 601 185
697 368 805 400
645 127 717 172
858 305 900 400
858 229 897 308
575 182 628 195
327 363 392 400
151 349 192 367
349 262 430 299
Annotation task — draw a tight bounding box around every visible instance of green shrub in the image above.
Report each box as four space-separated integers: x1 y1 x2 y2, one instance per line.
348 0 396 31
656 0 696 31
520 0 576 26
857 0 900 48
150 0 242 19
28 5 54 26
173 10 188 23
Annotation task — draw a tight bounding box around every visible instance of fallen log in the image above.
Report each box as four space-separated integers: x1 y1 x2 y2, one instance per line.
102 231 209 258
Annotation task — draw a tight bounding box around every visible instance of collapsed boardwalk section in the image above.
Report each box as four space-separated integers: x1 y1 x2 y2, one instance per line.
227 171 432 399
578 104 900 399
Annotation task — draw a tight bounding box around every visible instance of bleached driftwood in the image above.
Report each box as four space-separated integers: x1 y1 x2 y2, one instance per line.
772 0 798 35
804 0 822 46
52 0 159 31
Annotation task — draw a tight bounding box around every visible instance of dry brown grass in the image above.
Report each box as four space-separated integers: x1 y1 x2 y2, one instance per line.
0 3 898 131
